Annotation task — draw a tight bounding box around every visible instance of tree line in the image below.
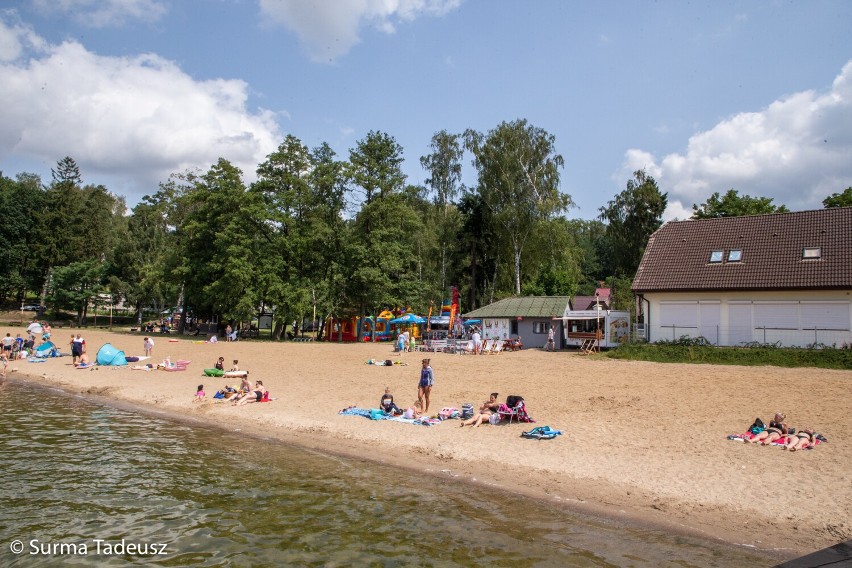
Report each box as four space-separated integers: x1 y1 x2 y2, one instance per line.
1 119 849 336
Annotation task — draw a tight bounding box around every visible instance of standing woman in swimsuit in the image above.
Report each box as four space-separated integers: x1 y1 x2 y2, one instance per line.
417 358 434 414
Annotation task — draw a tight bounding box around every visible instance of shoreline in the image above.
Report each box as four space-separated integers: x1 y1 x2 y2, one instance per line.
7 329 852 561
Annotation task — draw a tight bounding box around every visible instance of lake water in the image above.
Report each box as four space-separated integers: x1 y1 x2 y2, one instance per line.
0 380 776 567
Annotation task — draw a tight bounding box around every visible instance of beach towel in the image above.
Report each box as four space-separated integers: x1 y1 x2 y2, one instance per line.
339 407 440 425
521 426 563 440
726 433 823 449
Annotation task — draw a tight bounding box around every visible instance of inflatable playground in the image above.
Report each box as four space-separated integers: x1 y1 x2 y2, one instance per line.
324 288 462 342
325 310 397 342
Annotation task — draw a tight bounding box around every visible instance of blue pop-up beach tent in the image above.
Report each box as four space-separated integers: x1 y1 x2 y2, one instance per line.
35 341 58 357
96 343 127 366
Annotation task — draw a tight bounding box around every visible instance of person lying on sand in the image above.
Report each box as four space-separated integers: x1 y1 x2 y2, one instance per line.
746 412 789 445
784 427 817 451
233 381 266 406
73 353 91 368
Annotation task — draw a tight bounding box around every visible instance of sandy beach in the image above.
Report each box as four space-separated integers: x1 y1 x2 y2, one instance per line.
7 328 851 561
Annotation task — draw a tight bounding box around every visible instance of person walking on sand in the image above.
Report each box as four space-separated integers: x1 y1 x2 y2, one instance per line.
143 337 154 358
417 358 434 414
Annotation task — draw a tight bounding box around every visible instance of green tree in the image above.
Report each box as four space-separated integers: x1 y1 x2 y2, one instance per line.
823 186 852 208
599 170 667 277
421 131 463 291
464 119 571 295
0 173 44 302
48 260 105 326
691 189 788 218
107 194 175 323
178 159 264 324
347 131 423 338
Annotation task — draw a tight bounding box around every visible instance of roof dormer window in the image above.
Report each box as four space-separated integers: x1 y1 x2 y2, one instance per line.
727 249 742 262
709 250 723 263
802 247 821 259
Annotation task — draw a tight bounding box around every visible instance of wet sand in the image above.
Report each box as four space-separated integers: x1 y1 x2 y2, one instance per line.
9 328 852 560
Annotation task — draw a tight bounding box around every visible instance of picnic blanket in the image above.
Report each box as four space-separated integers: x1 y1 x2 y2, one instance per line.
338 406 440 426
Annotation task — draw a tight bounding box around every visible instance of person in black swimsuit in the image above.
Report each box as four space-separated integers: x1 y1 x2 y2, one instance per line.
746 412 788 444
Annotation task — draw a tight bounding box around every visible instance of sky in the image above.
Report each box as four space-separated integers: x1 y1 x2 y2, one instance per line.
0 0 851 221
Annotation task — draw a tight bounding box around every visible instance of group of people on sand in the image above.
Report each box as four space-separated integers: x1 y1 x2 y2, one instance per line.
378 358 434 419
201 358 268 406
744 412 822 452
396 330 416 353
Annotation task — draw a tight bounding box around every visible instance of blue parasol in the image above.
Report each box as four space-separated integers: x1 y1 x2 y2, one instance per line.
389 314 426 324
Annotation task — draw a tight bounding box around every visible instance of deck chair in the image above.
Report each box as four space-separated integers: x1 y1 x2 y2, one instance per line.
481 339 496 354
458 340 475 355
579 338 597 355
497 398 532 424
489 340 505 355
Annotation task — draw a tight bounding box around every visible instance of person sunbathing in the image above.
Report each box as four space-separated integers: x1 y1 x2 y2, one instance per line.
784 427 816 451
746 412 789 444
460 393 500 428
234 380 266 406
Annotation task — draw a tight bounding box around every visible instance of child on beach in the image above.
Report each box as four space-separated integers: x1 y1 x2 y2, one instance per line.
403 401 423 420
194 384 205 402
214 357 225 370
143 337 154 358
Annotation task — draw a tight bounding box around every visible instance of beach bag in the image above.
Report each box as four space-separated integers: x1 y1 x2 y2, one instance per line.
749 417 765 434
489 413 501 425
438 407 457 420
461 403 474 420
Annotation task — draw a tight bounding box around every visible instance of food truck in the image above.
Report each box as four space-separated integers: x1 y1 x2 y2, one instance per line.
557 310 630 349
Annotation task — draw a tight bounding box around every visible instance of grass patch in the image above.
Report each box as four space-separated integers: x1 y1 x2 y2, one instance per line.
603 338 852 370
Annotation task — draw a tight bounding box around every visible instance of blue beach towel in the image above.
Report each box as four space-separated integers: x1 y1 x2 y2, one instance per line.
521 426 563 440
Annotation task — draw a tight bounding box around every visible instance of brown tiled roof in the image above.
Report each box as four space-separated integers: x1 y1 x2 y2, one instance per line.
632 207 852 292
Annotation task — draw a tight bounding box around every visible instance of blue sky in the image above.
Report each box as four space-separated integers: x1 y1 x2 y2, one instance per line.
1 0 850 220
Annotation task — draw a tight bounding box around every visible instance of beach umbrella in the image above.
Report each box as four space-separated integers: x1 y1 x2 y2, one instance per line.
388 314 426 324
463 319 481 325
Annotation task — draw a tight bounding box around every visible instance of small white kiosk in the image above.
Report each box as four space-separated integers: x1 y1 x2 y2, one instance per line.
557 309 630 349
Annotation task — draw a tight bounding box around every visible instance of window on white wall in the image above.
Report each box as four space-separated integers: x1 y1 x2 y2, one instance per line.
800 302 851 330
753 302 798 329
659 302 699 327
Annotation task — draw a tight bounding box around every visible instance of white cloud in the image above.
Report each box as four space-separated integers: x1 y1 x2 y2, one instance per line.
0 16 281 201
621 60 852 221
259 0 462 62
31 0 168 27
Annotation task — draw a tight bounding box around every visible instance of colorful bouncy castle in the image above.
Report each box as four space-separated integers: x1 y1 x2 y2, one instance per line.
324 310 396 342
